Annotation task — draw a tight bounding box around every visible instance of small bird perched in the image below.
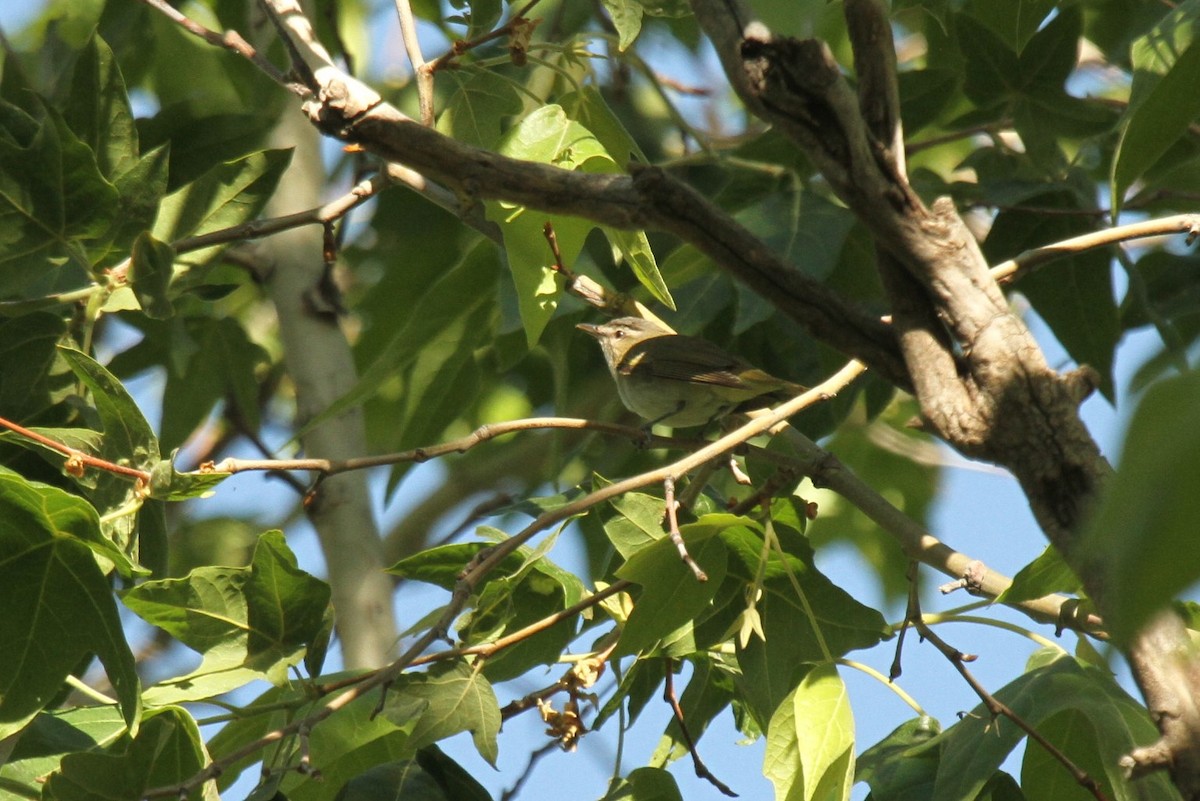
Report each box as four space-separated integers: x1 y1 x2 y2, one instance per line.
577 316 805 428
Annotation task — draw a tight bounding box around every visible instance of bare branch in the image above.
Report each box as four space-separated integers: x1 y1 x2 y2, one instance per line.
135 0 302 93
993 214 1200 285
392 0 434 125
905 584 1113 801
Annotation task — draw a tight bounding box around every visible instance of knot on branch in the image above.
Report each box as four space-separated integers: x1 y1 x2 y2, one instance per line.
302 75 383 140
739 32 851 169
1063 366 1100 406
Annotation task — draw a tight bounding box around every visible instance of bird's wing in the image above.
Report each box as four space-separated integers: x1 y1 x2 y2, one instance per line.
620 338 757 390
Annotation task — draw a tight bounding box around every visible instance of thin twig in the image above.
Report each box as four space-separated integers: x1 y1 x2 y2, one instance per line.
902 569 1114 801
393 0 433 125
500 740 561 801
134 0 301 93
0 415 152 483
889 560 920 680
172 174 387 256
993 214 1200 285
208 418 667 475
664 476 708 581
663 659 737 796
424 0 544 75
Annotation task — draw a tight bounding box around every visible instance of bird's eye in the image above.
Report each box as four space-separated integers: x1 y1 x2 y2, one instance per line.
613 329 624 339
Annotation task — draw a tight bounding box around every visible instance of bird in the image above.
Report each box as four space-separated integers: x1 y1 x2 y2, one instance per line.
576 316 805 428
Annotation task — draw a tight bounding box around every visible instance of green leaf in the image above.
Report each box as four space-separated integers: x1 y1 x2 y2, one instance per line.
0 468 140 739
388 541 506 589
471 574 576 683
151 148 291 269
561 87 646 166
1081 369 1200 643
99 143 171 269
1020 709 1111 801
898 69 959 135
604 489 672 558
955 13 1020 104
147 457 229 501
45 707 206 801
203 681 317 792
128 231 174 319
0 706 128 797
1112 4 1200 212
612 766 685 801
333 747 493 801
63 33 138 180
601 0 644 50
722 519 891 728
931 653 1174 801
1016 5 1080 91
389 537 585 677
159 317 269 450
856 716 942 801
123 530 332 700
604 226 673 309
59 346 159 469
996 545 1082 604
446 0 503 38
763 663 855 801
436 70 523 150
312 240 499 447
614 525 727 657
0 312 67 420
59 346 161 561
963 0 1056 52
0 99 118 297
383 661 501 766
485 105 616 345
275 685 418 800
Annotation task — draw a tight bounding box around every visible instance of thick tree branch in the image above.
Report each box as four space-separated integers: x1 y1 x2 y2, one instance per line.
690 0 1200 789
336 105 910 383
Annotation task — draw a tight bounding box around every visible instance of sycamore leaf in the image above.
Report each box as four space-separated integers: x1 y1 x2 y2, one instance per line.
0 468 141 739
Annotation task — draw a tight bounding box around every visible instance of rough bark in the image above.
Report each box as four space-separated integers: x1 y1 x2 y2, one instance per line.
690 0 1200 791
261 0 1200 785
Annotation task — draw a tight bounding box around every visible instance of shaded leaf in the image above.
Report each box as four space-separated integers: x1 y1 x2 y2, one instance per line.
983 195 1117 399
0 706 128 797
436 70 522 150
128 231 174 319
383 661 501 766
602 0 644 50
159 316 269 450
63 32 137 180
856 716 942 801
1081 368 1200 643
332 747 492 801
0 99 117 297
931 654 1175 801
46 707 207 801
614 525 727 657
0 468 140 738
151 148 291 270
1112 4 1200 211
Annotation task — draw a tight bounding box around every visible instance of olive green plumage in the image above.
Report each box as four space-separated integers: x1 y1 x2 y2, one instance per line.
577 317 804 428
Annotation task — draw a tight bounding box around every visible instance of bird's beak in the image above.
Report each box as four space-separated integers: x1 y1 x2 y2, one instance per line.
576 322 603 339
